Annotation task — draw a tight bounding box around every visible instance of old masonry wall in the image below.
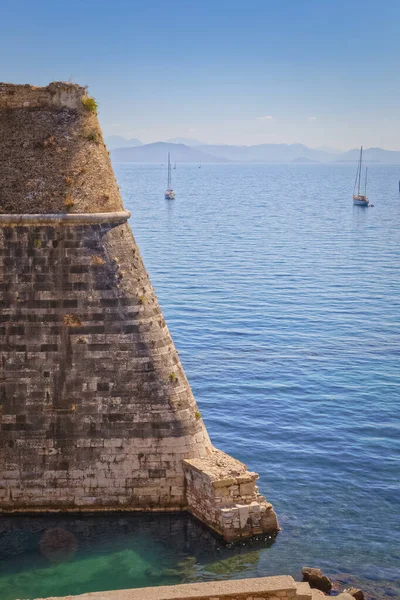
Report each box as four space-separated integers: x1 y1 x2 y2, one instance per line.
0 82 279 541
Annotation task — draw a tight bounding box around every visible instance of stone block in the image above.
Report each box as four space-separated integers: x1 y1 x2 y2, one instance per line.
240 482 255 495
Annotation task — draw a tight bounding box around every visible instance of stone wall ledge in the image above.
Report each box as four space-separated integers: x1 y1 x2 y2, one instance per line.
0 81 86 110
36 575 300 600
0 210 131 225
0 506 187 515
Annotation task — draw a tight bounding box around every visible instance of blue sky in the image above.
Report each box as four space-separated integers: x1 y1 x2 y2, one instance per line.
1 0 399 149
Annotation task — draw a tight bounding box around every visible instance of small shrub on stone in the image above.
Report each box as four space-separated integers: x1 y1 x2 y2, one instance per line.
169 372 177 383
33 239 42 249
195 410 201 420
65 195 75 211
82 96 98 113
138 295 146 305
63 314 82 327
91 255 105 266
84 130 100 143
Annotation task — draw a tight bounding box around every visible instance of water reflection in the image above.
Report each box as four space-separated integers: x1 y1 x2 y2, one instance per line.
39 528 78 563
0 513 276 600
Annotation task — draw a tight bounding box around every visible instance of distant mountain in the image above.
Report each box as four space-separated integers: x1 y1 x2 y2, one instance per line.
111 140 400 164
111 142 227 163
195 143 332 163
166 137 206 146
105 136 143 149
335 147 400 164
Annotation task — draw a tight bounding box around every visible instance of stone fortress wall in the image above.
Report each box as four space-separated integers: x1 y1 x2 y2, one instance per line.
0 82 278 541
0 82 122 215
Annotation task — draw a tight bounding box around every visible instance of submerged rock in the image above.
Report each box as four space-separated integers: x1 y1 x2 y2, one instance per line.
302 567 332 593
344 587 365 600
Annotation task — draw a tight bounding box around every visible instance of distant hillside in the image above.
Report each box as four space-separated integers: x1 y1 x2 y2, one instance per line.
335 147 400 164
195 143 332 163
110 139 400 164
111 142 227 163
105 136 142 149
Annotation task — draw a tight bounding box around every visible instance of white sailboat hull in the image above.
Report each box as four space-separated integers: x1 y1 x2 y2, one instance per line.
353 195 369 206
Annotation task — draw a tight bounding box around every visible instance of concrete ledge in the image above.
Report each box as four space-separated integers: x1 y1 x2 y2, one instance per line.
0 210 131 225
36 575 298 600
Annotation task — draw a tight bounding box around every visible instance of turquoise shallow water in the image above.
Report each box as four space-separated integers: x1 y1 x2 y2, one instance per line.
1 163 399 599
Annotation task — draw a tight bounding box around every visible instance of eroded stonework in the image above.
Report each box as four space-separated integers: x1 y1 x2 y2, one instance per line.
0 216 211 510
0 82 279 541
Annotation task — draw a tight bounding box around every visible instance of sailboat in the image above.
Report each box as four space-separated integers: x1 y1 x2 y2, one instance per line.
165 152 175 200
353 147 369 206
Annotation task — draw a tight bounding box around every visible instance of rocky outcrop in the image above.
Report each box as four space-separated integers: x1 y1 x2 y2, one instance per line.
302 567 332 593
344 588 364 600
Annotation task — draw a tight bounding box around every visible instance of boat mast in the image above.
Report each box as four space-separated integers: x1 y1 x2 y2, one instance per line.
167 152 171 189
358 146 363 196
364 166 368 196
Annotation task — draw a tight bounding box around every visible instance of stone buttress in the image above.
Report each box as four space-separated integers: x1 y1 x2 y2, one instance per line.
0 82 278 541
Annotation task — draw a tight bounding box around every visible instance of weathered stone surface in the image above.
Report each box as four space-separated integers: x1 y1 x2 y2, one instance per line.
294 582 312 600
335 594 357 600
302 568 332 594
0 82 122 214
0 214 213 511
35 575 298 599
184 452 279 541
0 81 279 541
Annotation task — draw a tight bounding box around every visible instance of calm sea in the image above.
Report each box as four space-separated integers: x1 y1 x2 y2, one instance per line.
1 163 399 600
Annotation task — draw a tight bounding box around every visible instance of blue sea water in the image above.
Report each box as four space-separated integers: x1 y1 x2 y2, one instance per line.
1 163 399 599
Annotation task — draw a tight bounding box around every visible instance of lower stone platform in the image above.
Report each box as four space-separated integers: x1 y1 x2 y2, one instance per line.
184 449 279 541
37 575 313 600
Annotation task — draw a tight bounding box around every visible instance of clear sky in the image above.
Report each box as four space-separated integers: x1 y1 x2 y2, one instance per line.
1 0 399 149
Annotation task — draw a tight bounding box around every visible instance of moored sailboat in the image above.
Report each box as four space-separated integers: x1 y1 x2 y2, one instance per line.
165 152 175 200
353 147 369 206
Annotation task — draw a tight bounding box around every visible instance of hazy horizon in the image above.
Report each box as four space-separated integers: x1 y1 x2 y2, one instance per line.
105 136 399 153
2 0 400 150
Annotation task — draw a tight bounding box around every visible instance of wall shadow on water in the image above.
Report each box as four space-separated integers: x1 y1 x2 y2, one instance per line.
0 512 277 600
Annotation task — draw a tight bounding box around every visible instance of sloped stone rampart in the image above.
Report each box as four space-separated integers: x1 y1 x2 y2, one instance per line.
0 81 279 540
0 214 211 510
0 82 122 214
